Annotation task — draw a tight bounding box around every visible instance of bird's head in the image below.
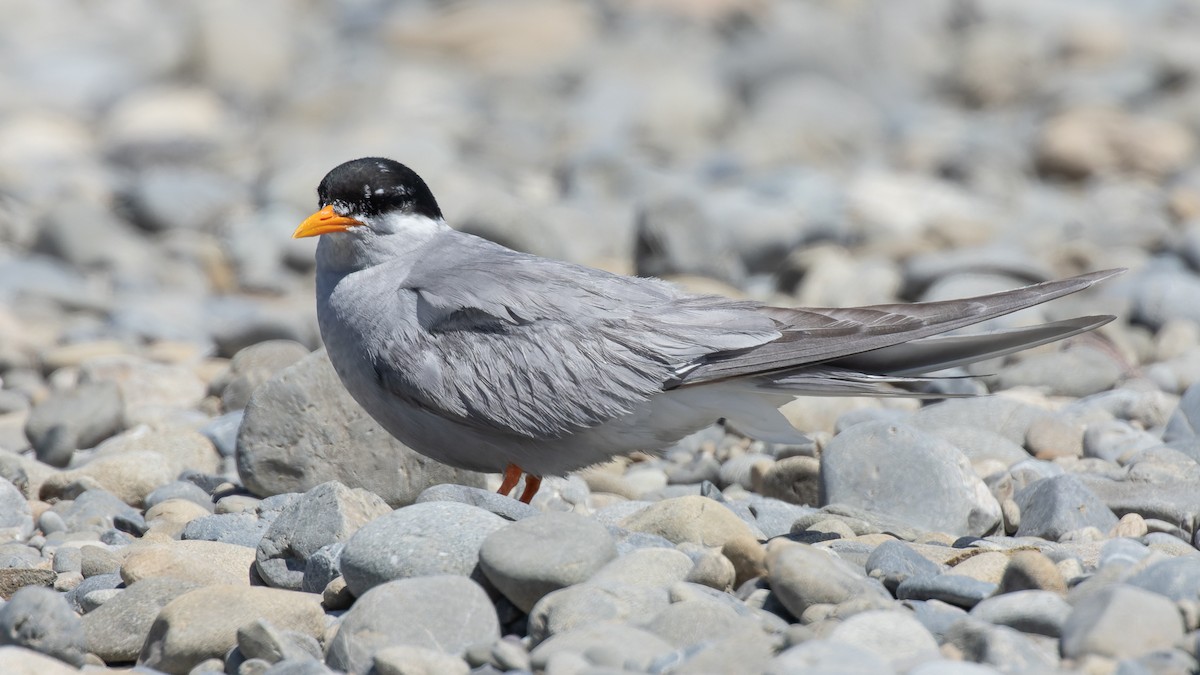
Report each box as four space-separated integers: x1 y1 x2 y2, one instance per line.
293 157 443 239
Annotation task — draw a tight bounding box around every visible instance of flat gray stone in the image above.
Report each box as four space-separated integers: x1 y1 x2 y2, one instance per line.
340 501 506 597
1126 555 1200 601
478 511 616 612
896 574 997 609
865 540 943 592
820 421 1001 537
24 381 123 467
529 624 676 674
944 617 1058 673
765 640 893 675
325 576 499 675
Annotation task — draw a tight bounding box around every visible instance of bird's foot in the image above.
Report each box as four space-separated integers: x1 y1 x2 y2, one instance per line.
498 463 542 504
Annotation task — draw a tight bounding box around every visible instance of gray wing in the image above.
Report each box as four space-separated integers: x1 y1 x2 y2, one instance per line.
674 268 1124 387
372 233 780 439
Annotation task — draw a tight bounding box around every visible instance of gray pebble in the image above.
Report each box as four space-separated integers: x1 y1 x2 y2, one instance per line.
1061 584 1184 659
0 479 32 541
895 574 997 609
943 617 1059 673
529 623 675 673
81 577 202 664
820 421 1001 537
0 586 87 666
340 501 505 597
183 512 270 548
64 572 123 614
1015 474 1119 540
255 481 391 590
765 543 891 619
765 639 893 675
300 542 343 594
145 480 214 512
23 381 123 467
1127 556 1200 602
479 511 616 613
969 589 1071 637
865 540 943 592
902 599 969 642
200 410 244 458
325 576 499 675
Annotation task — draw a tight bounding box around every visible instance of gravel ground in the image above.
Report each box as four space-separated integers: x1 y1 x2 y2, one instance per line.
3 1 1200 674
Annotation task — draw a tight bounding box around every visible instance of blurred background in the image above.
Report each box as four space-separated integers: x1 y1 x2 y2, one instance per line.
2 0 1200 399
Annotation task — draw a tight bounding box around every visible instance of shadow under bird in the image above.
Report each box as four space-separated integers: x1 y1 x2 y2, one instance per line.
294 157 1122 503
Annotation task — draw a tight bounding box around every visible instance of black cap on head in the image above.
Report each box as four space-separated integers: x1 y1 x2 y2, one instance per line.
317 157 443 221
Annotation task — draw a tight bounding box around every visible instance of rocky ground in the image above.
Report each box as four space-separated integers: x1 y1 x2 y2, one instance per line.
3 0 1200 674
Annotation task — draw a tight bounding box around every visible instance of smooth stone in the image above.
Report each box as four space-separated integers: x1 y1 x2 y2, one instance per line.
820 421 1001 537
912 397 1051 445
1127 556 1200 602
666 621 779 674
903 599 969 642
0 646 83 675
969 590 1071 637
326 576 499 675
0 479 32 541
213 340 310 412
950 551 1011 585
997 550 1067 594
140 585 324 673
896 574 997 609
82 577 202 663
300 543 343 594
182 512 270 549
764 542 891 618
371 645 469 675
1015 474 1119 540
237 350 485 508
121 539 257 586
618 495 761 546
237 619 323 664
255 481 390 591
641 598 747 647
339 501 505 597
0 586 87 666
1061 584 1185 659
944 617 1058 673
23 381 123 467
757 456 821 506
529 624 676 673
826 609 940 669
478 511 616 612
144 481 214 512
765 639 893 675
865 540 943 592
527 580 671 644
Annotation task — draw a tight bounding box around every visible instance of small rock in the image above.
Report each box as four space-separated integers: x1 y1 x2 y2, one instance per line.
479 511 616 612
339 501 505 597
820 421 1001 537
757 456 820 506
764 542 891 618
23 381 123 467
826 609 940 669
121 539 257 586
896 574 997 609
1015 474 1119 540
139 585 326 674
865 540 942 592
765 639 892 675
619 495 761 546
326 576 499 675
255 481 391 591
969 590 1071 637
997 550 1066 594
1060 584 1184 659
0 586 87 666
529 623 676 673
82 577 202 663
371 645 470 675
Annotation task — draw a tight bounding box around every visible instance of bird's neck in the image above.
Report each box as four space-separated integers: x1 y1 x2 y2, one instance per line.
315 216 448 274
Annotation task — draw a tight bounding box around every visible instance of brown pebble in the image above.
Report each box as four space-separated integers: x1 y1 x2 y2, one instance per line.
721 535 766 588
998 550 1066 594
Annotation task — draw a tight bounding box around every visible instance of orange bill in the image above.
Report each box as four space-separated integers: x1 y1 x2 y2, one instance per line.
293 205 363 238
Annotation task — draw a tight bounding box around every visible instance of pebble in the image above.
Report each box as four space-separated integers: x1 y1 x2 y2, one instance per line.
1060 584 1185 660
139 585 326 673
0 586 87 666
121 539 258 586
23 380 123 467
764 541 891 619
969 590 1071 638
1015 474 1120 541
81 577 203 663
820 421 1002 537
325 576 499 675
478 511 616 612
619 495 762 545
865 540 943 592
255 481 391 591
339 501 506 597
895 574 997 610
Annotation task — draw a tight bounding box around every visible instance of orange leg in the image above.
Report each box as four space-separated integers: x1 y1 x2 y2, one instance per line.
518 474 542 504
498 464 522 497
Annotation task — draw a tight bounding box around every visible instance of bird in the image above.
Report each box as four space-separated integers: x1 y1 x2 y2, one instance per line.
294 157 1121 504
